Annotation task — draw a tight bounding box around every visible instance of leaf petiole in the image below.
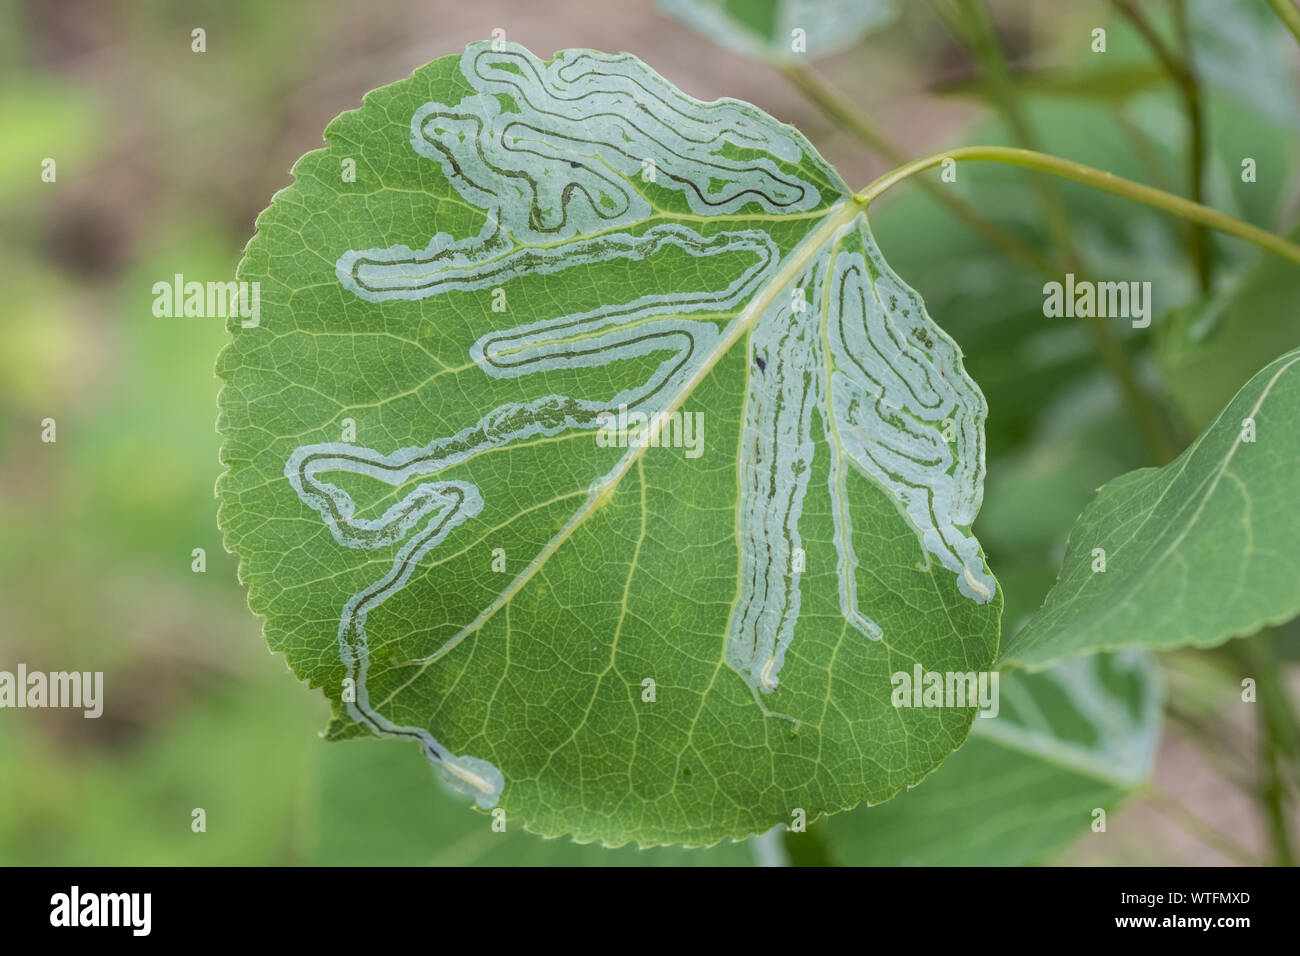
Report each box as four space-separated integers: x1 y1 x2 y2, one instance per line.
1269 0 1300 47
855 146 1300 268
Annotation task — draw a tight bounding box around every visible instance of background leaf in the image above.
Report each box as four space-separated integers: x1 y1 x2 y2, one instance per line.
1158 229 1300 432
810 649 1162 866
656 0 898 63
1002 346 1300 669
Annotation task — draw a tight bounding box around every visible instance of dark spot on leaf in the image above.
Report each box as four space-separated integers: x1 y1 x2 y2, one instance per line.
756 356 767 372
569 161 580 168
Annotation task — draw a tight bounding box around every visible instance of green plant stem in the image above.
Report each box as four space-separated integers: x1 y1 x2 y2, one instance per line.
1175 644 1300 793
948 0 1178 462
855 147 1300 266
1082 314 1179 463
1142 784 1271 865
927 0 975 47
1260 738 1296 865
952 0 1081 270
1268 0 1300 46
1112 0 1212 293
780 63 1054 275
1111 0 1183 83
1172 0 1211 292
1237 632 1299 865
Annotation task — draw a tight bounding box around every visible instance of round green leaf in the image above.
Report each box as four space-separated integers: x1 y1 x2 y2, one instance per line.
217 42 999 846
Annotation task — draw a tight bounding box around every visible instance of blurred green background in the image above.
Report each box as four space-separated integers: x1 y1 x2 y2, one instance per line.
1 0 1297 865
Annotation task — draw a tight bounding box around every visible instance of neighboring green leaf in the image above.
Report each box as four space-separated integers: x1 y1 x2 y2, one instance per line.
657 0 897 62
812 650 1162 865
217 42 1000 847
1001 347 1300 669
